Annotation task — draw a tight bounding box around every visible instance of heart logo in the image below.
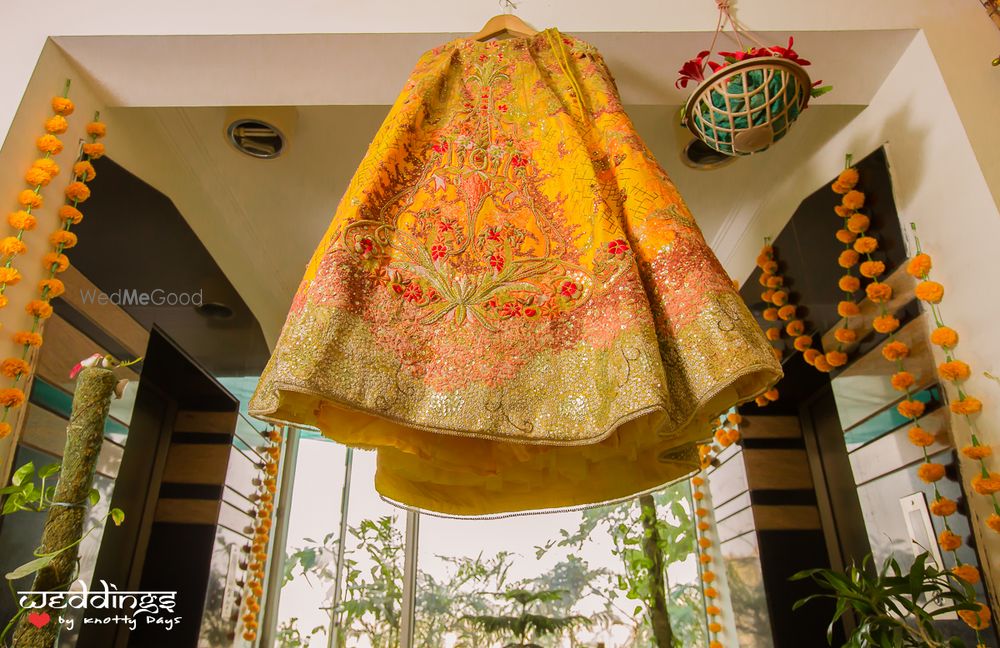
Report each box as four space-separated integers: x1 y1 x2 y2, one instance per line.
27 611 50 628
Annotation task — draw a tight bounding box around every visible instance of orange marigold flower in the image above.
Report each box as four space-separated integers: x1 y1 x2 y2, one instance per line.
0 422 10 439
45 115 68 134
709 642 723 648
929 497 957 517
938 360 970 382
699 554 712 564
0 267 22 285
826 350 848 367
952 564 980 584
692 476 705 486
898 399 925 419
882 341 910 361
39 278 65 298
0 237 27 257
938 529 962 551
760 289 775 303
786 320 805 337
762 261 778 274
755 253 771 269
763 307 778 321
705 587 719 598
972 472 1000 495
836 228 857 244
918 462 946 483
18 190 42 209
25 166 52 187
706 604 721 615
859 260 885 278
58 205 83 224
709 622 722 633
962 444 992 460
26 300 53 319
906 253 932 278
766 275 784 288
727 428 741 444
777 304 796 321
765 327 781 341
873 314 899 334
891 371 916 391
36 134 63 154
73 160 97 182
988 514 1000 534
12 331 43 347
696 507 709 517
834 328 857 344
958 603 991 630
836 168 859 191
915 280 944 304
703 571 717 583
814 355 833 373
83 142 105 159
847 213 870 234
32 158 59 177
0 388 26 408
764 388 779 402
853 236 878 254
838 249 859 268
758 273 771 286
51 96 75 115
771 290 788 306
794 335 813 351
838 275 860 292
86 121 108 138
834 204 853 217
803 348 821 365
0 358 30 379
866 282 892 303
43 252 70 273
698 521 710 531
930 326 958 349
65 181 91 203
951 397 982 416
842 190 865 210
8 210 37 231
727 413 742 425
49 230 78 249
908 427 935 447
838 300 860 317
699 537 712 549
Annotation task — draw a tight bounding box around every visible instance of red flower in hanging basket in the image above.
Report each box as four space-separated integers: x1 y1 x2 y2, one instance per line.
675 50 714 89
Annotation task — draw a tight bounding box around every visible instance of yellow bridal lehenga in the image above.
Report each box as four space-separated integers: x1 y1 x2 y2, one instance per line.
250 29 781 516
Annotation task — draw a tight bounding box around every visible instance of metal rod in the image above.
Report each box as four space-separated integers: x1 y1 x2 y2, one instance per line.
327 447 354 648
259 426 301 647
399 509 421 648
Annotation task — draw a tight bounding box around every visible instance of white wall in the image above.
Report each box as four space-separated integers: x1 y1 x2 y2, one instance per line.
720 30 1000 597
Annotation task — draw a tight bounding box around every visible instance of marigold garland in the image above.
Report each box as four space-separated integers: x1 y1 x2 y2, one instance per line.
241 427 283 642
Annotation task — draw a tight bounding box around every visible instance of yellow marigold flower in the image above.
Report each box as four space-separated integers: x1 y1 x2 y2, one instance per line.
814 355 833 373
838 249 859 268
0 237 27 257
907 253 932 279
826 350 848 367
771 290 788 306
842 190 865 210
917 461 944 484
49 230 78 249
0 422 11 439
0 358 30 379
836 168 859 191
39 278 65 298
766 275 784 288
65 181 91 203
58 205 83 224
882 340 910 361
699 537 712 549
873 314 899 334
958 603 991 630
952 564 980 584
951 397 982 416
938 529 962 551
0 267 22 285
860 260 885 278
13 331 43 347
763 307 778 321
847 213 870 234
836 228 857 244
908 427 935 447
786 320 805 337
930 326 958 349
794 335 813 351
26 300 53 319
865 282 892 303
86 121 108 138
765 326 781 341
0 387 26 408
915 280 944 304
891 371 915 391
51 96 75 115
971 472 1000 495
777 304 796 321
853 236 878 254
727 413 742 425
764 388 779 402
43 252 69 273
838 300 860 317
36 134 63 154
83 142 105 159
929 497 957 517
838 275 860 292
961 444 992 460
32 158 59 177
24 166 52 187
803 348 821 365
898 399 925 419
987 514 1000 534
73 160 97 182
45 115 68 134
938 360 970 382
834 328 856 344
18 190 42 209
8 210 37 231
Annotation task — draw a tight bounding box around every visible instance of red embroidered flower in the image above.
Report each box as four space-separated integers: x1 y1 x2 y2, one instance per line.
390 283 405 295
499 301 522 318
523 306 538 318
402 284 423 303
488 253 505 272
560 281 578 298
486 297 499 310
511 155 529 168
438 220 454 233
478 55 487 63
497 104 508 113
608 239 628 255
431 140 449 154
431 244 447 261
358 237 374 256
486 228 503 243
427 288 441 303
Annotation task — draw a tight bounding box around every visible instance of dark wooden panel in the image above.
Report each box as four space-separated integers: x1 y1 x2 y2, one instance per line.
753 505 821 531
162 444 230 485
174 410 238 434
741 415 802 439
744 449 814 490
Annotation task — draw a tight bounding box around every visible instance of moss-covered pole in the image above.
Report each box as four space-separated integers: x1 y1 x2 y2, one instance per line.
12 367 117 648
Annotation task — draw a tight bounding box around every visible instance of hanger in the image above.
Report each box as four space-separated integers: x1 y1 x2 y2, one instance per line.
472 13 539 41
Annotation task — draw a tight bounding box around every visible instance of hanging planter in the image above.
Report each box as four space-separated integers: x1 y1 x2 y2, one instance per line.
677 3 831 157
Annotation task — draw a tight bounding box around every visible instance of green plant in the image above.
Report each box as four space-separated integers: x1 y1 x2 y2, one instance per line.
461 587 591 647
792 552 983 647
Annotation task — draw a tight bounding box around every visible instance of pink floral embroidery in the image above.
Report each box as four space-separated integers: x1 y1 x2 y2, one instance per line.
560 281 577 298
608 239 628 255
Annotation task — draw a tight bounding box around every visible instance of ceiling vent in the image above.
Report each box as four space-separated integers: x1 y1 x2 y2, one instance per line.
223 107 298 160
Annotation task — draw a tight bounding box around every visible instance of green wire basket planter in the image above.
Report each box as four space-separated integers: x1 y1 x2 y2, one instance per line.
683 56 812 157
